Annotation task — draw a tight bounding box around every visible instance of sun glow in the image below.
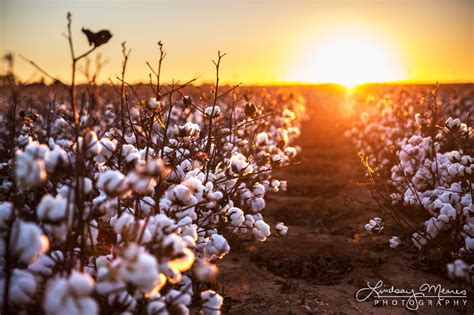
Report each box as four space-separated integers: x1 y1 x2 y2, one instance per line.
289 30 406 88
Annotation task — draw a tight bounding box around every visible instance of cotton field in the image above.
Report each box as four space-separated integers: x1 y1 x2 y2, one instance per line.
1 9 474 314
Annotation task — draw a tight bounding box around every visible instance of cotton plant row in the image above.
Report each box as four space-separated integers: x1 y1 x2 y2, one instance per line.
0 15 304 315
347 87 474 286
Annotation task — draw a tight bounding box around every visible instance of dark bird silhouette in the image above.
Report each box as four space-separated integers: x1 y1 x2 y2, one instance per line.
81 28 112 47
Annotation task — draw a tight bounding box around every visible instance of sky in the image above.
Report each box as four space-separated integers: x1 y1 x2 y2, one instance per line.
0 0 473 85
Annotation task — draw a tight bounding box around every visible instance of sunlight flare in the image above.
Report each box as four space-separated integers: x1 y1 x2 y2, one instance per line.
289 30 406 87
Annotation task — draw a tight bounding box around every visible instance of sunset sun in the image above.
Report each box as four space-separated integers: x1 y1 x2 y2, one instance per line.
290 31 406 87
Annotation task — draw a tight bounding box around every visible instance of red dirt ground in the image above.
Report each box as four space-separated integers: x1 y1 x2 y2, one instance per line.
217 88 474 314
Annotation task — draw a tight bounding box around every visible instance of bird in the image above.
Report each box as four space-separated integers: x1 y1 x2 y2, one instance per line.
81 28 112 47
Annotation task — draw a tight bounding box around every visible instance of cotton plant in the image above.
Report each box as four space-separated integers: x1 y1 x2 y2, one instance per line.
0 82 304 314
347 87 474 286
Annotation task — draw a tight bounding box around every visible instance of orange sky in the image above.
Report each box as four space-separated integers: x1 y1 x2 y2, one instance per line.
0 0 473 85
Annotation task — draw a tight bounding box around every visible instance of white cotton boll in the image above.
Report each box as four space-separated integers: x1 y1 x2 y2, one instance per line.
465 237 474 251
37 194 67 222
448 164 459 177
183 177 205 200
44 146 68 173
440 204 456 220
146 299 168 315
173 122 201 138
121 244 160 293
229 153 253 176
166 289 192 309
204 234 230 260
11 221 49 265
253 183 265 197
128 172 156 195
251 198 265 212
17 135 32 147
193 259 218 282
15 150 47 190
28 251 64 279
270 179 280 192
147 97 162 110
255 132 269 146
0 268 37 306
25 141 50 159
201 290 223 315
181 224 198 242
412 233 427 250
228 207 245 227
426 218 442 238
122 144 141 163
0 202 14 229
171 185 195 205
204 106 221 118
44 271 98 315
244 214 255 228
275 222 288 236
272 154 282 164
95 138 116 163
445 117 461 129
140 196 155 215
447 259 468 280
145 158 166 176
80 177 93 195
253 220 271 241
69 270 95 296
364 217 383 234
97 170 129 196
111 213 135 235
389 236 401 248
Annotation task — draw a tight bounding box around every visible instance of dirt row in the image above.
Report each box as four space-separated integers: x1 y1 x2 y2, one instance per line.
217 89 473 314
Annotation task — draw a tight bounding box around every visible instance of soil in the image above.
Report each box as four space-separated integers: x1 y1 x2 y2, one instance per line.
216 88 474 314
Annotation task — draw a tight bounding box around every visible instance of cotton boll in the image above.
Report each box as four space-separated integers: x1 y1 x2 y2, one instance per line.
111 212 135 236
147 97 162 111
364 217 384 234
447 259 468 280
228 207 245 227
229 153 253 176
44 145 68 173
204 106 221 118
128 171 156 195
43 271 98 315
25 141 50 159
95 138 117 163
121 244 161 293
170 185 196 205
465 237 474 251
193 259 218 283
0 269 37 306
37 194 68 222
97 170 129 196
275 222 288 236
11 221 49 265
201 290 223 315
28 250 64 279
0 202 14 230
251 198 265 212
140 196 156 215
204 234 230 260
389 236 401 248
253 183 265 198
122 144 141 164
253 220 271 241
15 150 47 190
412 233 427 250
